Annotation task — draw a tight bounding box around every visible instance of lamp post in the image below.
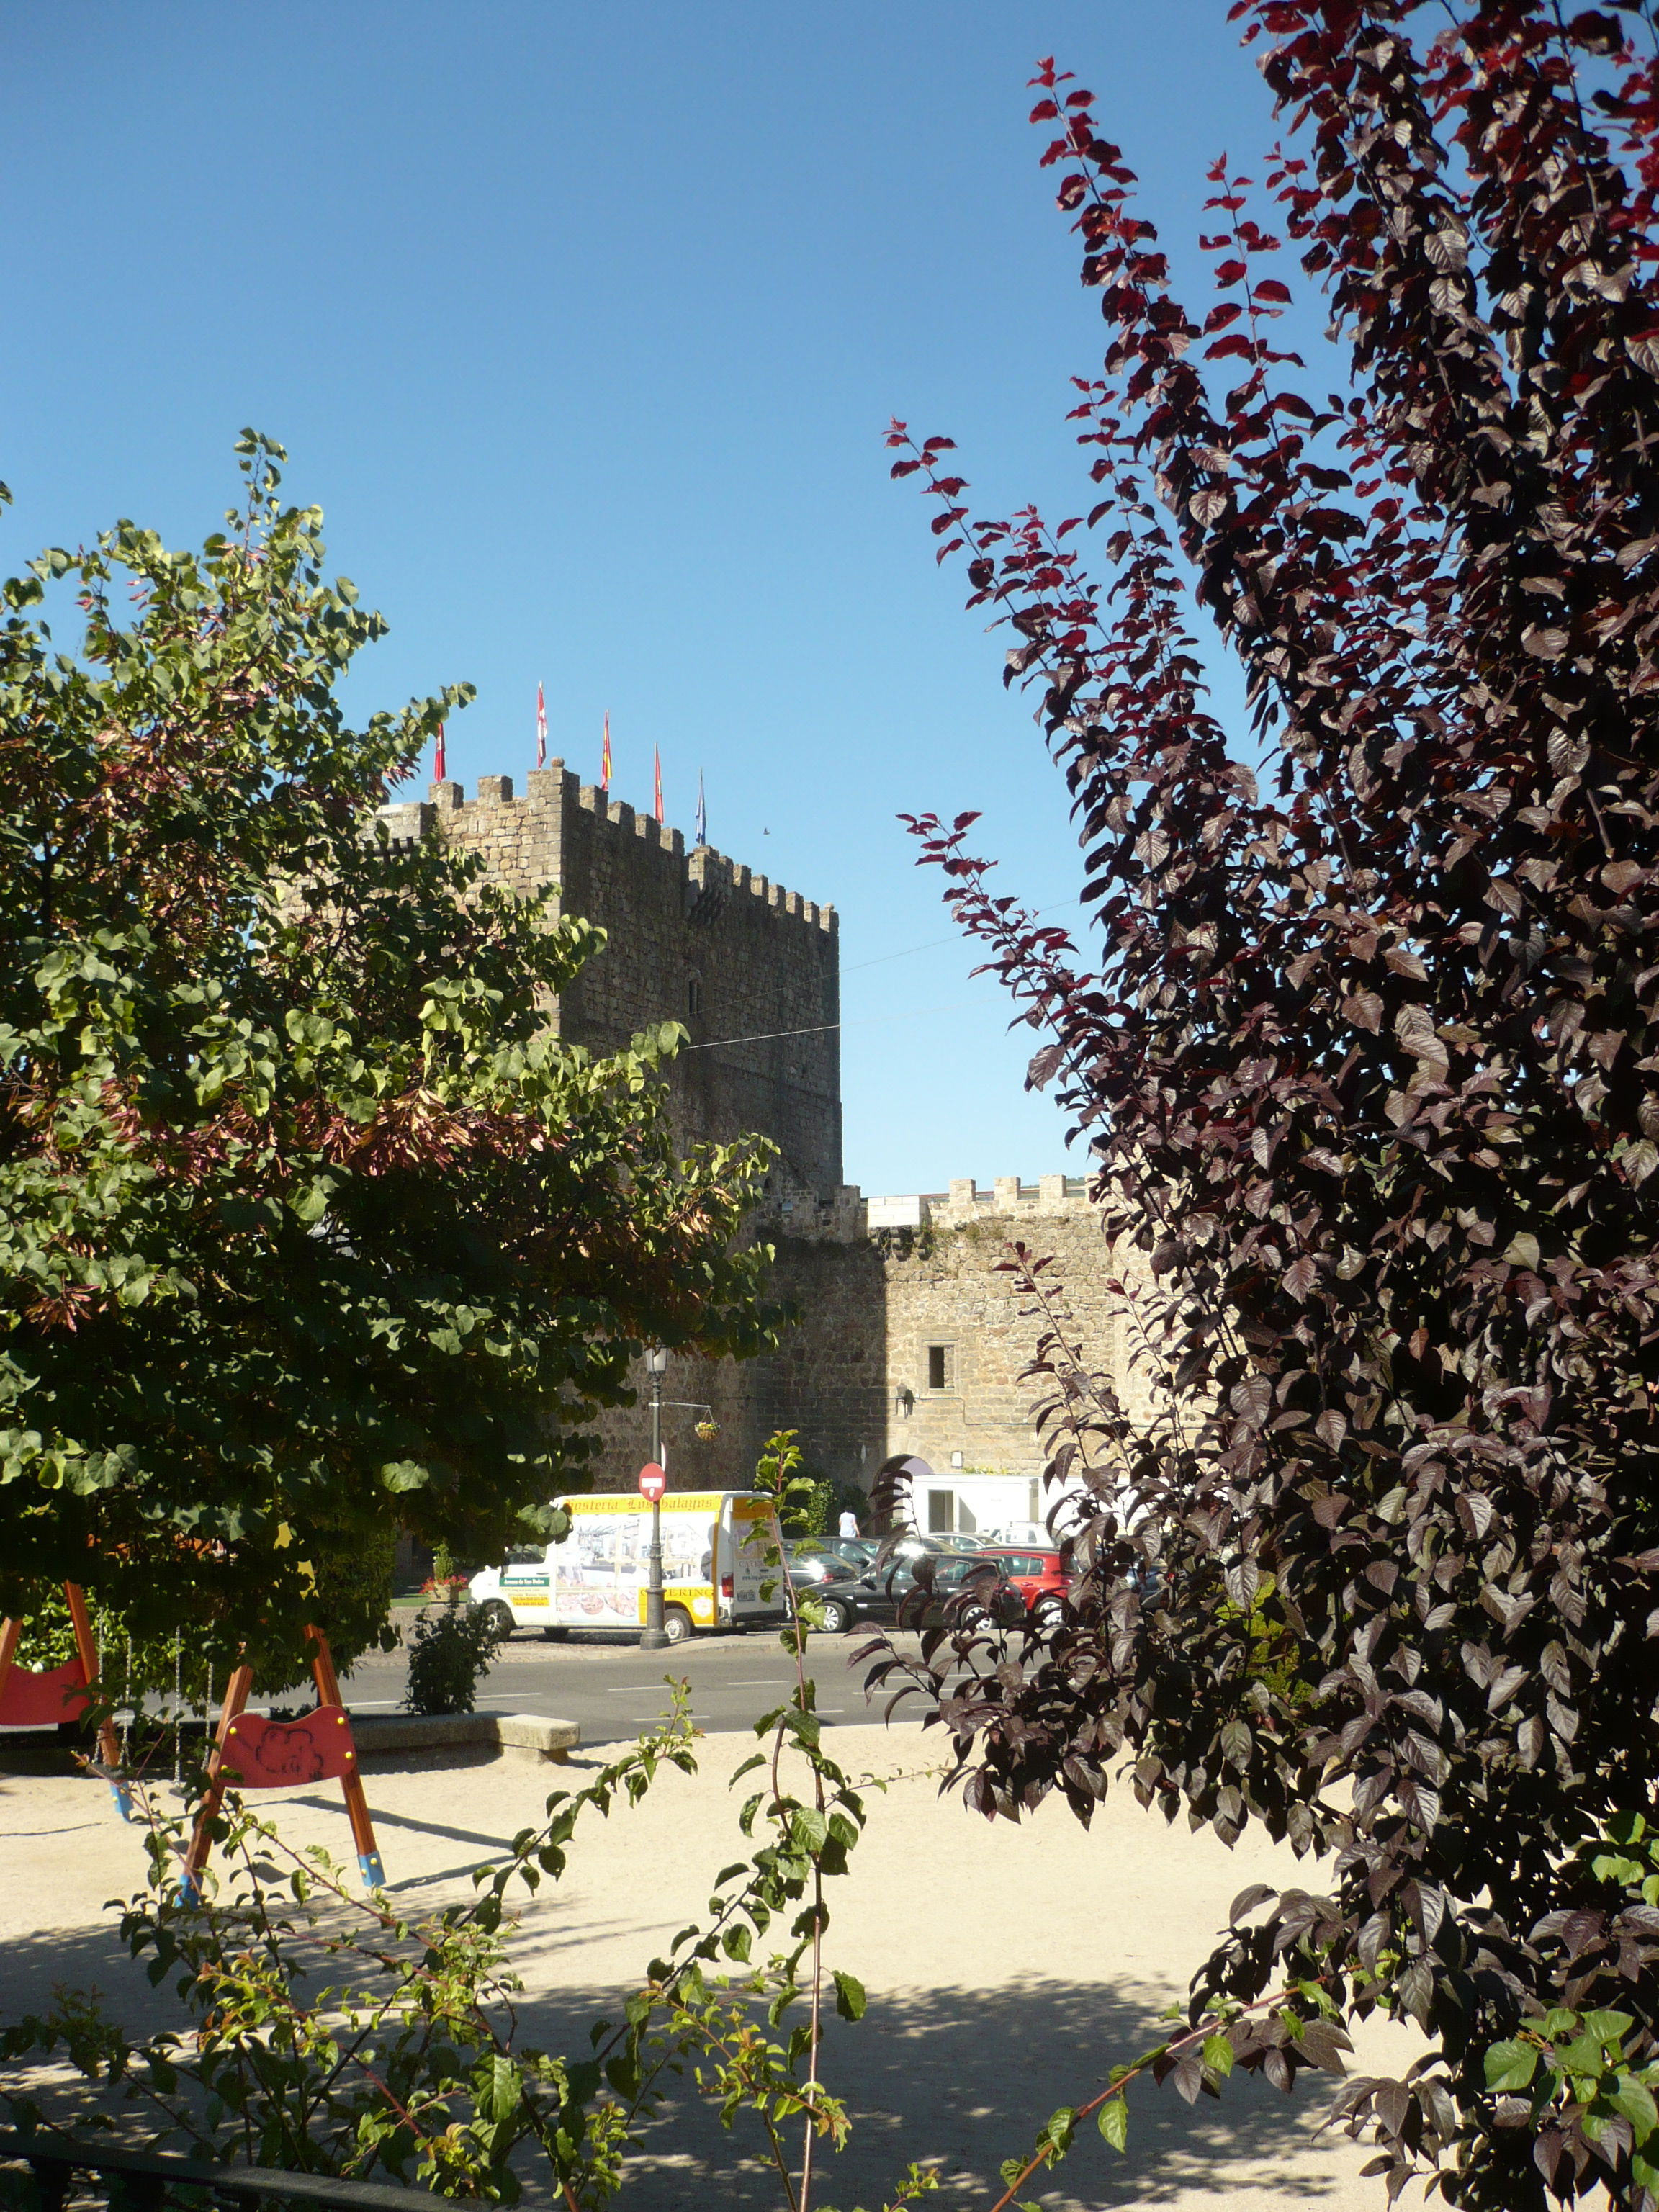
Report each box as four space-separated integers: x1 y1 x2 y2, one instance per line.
640 1346 670 1650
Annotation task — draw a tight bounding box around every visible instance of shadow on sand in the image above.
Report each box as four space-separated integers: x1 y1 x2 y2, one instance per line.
1 1919 1366 2211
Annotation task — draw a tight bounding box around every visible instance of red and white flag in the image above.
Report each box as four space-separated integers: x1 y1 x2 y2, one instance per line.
653 746 663 824
536 682 547 768
434 722 446 782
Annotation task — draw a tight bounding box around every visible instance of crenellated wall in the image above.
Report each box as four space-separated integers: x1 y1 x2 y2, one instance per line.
377 762 842 1208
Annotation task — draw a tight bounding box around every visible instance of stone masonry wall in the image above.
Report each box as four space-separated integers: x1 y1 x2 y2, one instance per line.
376 761 842 1208
875 1178 1156 1484
583 1180 1153 1502
582 1236 891 1499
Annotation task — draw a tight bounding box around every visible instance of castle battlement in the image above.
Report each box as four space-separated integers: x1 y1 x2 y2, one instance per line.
374 757 844 1205
377 763 835 938
859 1175 1092 1233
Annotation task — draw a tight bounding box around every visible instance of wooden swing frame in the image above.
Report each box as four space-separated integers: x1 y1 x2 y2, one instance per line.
0 1583 130 1817
180 1624 385 1899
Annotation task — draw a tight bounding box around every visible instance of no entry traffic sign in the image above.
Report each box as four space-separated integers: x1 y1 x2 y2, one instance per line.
637 1462 667 1503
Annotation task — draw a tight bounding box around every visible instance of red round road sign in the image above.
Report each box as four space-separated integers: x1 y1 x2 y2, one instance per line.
637 1462 667 1503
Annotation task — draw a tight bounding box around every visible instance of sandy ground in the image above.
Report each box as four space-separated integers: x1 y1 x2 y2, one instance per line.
0 1725 1422 2211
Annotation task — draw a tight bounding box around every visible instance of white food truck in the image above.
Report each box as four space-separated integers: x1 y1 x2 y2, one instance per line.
468 1490 783 1645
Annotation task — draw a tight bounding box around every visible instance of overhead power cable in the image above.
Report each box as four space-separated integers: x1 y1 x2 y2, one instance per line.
679 999 984 1053
842 895 1086 975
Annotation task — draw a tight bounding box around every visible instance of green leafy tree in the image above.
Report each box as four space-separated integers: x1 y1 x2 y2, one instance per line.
0 434 778 1678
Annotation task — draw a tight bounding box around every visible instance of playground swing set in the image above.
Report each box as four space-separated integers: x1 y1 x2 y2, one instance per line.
0 1589 385 1894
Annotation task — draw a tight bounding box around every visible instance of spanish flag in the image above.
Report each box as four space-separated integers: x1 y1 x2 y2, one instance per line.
653 746 663 824
601 711 611 791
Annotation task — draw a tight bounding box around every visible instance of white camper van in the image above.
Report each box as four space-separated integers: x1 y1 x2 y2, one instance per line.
468 1490 783 1645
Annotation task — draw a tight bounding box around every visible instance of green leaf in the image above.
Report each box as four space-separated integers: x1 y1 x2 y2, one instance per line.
1607 2073 1659 2140
1202 2033 1235 2078
378 1460 431 1494
1043 2106 1076 2157
791 1807 829 1853
832 1971 866 2023
1097 2097 1130 2151
478 2054 522 2126
1484 2039 1540 2092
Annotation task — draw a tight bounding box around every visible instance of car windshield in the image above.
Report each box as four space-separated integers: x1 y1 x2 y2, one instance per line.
933 1557 996 1586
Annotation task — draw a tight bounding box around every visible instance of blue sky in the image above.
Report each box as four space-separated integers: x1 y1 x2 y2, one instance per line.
3 2 1284 1194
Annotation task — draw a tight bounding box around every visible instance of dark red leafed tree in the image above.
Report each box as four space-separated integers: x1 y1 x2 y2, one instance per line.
880 4 1659 2204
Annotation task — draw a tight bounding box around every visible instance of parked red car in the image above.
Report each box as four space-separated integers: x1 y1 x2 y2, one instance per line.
981 1547 1068 1622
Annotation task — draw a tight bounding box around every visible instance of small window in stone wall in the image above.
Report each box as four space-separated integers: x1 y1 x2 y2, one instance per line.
687 976 703 1019
926 1344 953 1392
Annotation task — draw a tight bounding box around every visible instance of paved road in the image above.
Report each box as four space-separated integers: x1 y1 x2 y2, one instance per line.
338 1623 937 1743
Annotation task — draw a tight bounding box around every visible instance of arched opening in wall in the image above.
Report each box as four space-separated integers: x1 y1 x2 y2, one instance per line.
873 1452 932 1534
686 974 703 1021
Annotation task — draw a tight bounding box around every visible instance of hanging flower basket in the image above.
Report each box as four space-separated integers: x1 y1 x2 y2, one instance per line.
694 1419 720 1442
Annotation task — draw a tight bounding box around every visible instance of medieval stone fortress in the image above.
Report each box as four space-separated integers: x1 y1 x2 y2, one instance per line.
377 765 1143 1529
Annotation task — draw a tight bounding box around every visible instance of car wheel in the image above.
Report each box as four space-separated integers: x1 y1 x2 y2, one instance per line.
1033 1595 1064 1627
817 1597 852 1635
480 1601 515 1640
662 1605 695 1646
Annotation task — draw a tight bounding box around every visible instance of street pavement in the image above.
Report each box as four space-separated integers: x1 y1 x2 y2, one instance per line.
338 1620 931 1743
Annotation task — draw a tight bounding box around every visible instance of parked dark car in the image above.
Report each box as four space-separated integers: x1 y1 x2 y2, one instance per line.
783 1540 869 1586
772 1547 868 1635
820 1537 879 1572
805 1550 1025 1635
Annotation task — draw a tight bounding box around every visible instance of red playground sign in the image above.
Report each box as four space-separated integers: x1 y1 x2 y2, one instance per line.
637 1462 667 1503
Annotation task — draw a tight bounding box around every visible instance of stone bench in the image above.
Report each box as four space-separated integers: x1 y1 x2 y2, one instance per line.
349 1712 580 1765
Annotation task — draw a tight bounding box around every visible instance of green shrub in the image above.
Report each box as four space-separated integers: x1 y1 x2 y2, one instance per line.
403 1588 504 1715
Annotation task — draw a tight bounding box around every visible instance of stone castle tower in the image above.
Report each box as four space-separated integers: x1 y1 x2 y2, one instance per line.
377 766 1135 1511
376 763 845 1223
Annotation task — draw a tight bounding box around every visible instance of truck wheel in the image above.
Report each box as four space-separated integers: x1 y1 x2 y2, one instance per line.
817 1597 853 1635
480 1601 515 1639
662 1605 695 1646
541 1624 570 1641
